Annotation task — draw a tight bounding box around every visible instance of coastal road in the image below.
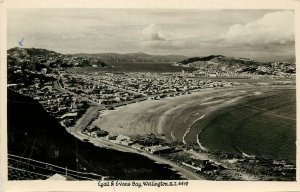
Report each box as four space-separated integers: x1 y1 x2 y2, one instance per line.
67 107 203 180
53 79 105 137
88 137 203 180
68 105 105 136
66 107 203 179
54 78 203 179
68 126 203 180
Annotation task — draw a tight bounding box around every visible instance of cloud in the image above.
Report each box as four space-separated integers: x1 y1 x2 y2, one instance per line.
140 24 204 50
220 10 294 46
140 24 165 41
142 38 206 50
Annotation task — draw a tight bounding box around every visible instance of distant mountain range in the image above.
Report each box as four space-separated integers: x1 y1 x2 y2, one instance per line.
7 48 188 72
7 48 295 74
71 52 187 63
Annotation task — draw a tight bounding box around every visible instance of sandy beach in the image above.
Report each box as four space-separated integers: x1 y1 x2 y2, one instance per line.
92 87 268 141
91 86 296 163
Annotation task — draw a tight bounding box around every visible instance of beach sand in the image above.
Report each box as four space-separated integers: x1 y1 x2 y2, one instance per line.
92 87 264 141
91 86 296 162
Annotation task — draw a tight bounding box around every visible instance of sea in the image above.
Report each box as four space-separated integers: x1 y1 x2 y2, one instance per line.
197 88 296 163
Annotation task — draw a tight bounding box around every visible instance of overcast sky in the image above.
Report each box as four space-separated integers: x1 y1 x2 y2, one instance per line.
8 9 294 61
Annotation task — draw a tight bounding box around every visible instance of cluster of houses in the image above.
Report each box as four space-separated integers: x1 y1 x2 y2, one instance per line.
60 72 142 104
8 47 106 71
82 125 109 138
82 130 173 155
12 78 88 127
120 72 236 94
182 159 225 173
87 130 225 173
173 56 295 79
58 71 238 105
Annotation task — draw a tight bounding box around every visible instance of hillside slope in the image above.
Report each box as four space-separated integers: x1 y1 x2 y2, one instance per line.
175 55 295 75
8 47 107 72
7 90 182 180
176 55 260 70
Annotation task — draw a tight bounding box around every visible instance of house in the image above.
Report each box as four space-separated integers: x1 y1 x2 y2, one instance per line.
121 140 135 146
41 68 48 74
182 162 203 171
116 135 130 142
105 135 117 140
144 145 172 154
182 159 209 172
131 143 144 150
91 130 109 138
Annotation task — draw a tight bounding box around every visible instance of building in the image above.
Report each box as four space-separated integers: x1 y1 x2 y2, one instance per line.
144 145 172 154
116 135 130 142
121 140 135 146
182 162 203 171
131 143 144 150
182 159 209 172
91 130 109 138
105 135 117 140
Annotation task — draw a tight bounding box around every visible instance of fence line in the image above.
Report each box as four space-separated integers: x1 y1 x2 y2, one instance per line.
8 154 105 180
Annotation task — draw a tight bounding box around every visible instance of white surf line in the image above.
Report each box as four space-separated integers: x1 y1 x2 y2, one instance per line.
181 93 235 144
242 152 254 158
195 95 245 151
196 133 208 151
170 91 243 142
236 146 255 158
170 130 176 141
182 114 206 144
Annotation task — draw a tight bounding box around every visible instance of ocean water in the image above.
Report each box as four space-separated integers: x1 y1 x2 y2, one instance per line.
197 89 296 163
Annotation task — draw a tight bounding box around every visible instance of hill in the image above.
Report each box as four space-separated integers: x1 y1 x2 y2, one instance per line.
7 47 107 72
71 52 187 63
175 55 295 75
176 55 260 70
7 90 182 180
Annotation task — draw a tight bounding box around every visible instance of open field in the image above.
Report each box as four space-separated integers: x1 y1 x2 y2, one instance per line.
92 86 296 162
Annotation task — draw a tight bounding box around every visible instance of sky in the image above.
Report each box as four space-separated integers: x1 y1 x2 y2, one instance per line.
7 9 295 61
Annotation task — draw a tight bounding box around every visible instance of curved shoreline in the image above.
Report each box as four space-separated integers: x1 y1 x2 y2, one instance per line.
92 85 296 162
196 87 296 162
57 76 203 179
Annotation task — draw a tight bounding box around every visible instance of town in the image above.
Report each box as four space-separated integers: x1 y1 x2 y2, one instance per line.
7 61 296 180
